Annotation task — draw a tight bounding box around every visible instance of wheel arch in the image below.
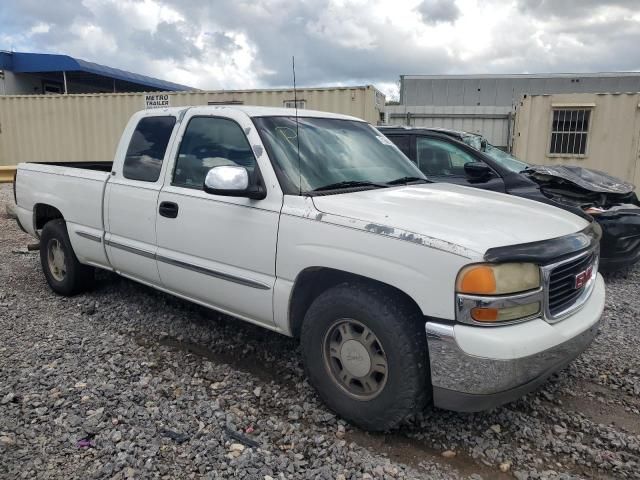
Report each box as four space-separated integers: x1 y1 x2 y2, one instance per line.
33 203 64 232
288 266 424 339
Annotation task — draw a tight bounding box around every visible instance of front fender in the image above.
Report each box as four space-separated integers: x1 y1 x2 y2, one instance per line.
273 208 475 333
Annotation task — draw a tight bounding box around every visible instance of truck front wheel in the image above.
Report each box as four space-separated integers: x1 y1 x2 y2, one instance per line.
300 282 430 431
39 219 94 296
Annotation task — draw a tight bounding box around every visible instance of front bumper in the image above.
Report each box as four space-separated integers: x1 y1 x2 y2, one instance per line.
425 274 605 412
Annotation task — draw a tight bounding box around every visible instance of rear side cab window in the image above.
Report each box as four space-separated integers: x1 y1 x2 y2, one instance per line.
415 137 478 177
173 116 257 189
122 116 176 182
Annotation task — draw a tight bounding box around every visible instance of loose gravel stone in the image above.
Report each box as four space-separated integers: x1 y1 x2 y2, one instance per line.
1 183 639 479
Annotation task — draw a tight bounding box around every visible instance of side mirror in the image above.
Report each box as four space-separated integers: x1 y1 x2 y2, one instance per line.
464 162 493 182
203 166 266 200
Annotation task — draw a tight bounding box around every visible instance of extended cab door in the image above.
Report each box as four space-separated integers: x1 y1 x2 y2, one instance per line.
155 109 282 327
104 112 178 285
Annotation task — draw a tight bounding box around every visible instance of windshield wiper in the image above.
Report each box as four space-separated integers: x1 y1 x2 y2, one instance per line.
386 176 429 185
311 180 389 192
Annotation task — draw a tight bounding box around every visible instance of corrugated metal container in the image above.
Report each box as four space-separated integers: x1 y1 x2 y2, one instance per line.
384 105 513 148
401 73 640 107
0 86 384 166
513 93 640 186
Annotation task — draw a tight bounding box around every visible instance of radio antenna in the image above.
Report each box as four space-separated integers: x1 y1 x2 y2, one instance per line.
292 56 302 195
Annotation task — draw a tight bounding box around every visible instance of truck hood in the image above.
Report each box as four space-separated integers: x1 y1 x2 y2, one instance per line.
311 183 589 257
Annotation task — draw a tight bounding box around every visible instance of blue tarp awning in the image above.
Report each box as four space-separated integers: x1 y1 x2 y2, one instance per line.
1 51 193 91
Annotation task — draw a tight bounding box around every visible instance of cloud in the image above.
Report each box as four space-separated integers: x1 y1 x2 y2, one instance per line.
129 21 204 62
1 0 639 98
206 32 241 52
416 0 460 24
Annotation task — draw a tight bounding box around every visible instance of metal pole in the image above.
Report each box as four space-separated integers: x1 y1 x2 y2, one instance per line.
62 71 68 94
506 111 513 152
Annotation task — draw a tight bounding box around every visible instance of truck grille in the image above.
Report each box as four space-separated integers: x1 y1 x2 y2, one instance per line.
547 251 597 317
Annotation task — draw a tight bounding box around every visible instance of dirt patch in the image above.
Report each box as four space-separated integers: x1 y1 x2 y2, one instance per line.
347 430 514 479
155 335 291 387
559 381 640 435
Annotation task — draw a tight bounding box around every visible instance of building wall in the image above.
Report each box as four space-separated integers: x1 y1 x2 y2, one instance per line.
513 93 640 186
0 86 384 166
401 73 640 107
384 104 512 149
0 71 44 95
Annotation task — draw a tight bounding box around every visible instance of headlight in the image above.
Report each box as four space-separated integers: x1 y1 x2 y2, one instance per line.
456 263 542 325
456 263 540 295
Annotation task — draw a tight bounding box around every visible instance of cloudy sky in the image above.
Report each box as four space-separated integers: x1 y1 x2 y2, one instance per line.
1 0 639 99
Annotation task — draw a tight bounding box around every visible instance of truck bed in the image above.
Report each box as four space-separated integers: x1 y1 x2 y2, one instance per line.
15 162 111 256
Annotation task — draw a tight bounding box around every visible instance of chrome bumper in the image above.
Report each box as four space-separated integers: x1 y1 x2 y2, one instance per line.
425 276 605 412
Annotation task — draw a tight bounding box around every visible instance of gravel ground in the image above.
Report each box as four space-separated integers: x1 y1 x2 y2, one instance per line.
1 183 639 480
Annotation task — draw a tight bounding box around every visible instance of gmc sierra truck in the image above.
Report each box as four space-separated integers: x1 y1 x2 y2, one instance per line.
14 106 605 430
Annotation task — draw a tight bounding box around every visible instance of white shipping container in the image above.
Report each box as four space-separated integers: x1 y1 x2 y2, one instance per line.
513 92 640 186
0 86 384 166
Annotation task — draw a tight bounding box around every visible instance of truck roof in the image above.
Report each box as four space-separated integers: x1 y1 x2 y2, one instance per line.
140 105 365 122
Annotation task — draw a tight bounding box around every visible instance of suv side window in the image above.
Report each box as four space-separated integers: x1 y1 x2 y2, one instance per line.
386 135 412 158
416 137 478 177
123 116 176 182
173 117 257 189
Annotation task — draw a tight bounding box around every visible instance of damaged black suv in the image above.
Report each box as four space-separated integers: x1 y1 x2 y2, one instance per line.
380 126 640 272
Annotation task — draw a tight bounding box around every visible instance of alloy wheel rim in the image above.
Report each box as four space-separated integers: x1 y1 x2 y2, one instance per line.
322 318 388 400
47 239 66 281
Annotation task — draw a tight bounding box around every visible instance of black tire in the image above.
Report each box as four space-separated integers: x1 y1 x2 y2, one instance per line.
300 282 430 431
39 219 95 296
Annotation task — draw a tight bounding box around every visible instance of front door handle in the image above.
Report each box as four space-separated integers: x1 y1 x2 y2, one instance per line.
159 201 179 218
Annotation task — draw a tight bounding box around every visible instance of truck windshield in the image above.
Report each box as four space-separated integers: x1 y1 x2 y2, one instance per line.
253 116 425 194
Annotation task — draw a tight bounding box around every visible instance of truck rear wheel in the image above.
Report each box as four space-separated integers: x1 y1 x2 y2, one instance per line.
300 282 429 431
40 219 94 296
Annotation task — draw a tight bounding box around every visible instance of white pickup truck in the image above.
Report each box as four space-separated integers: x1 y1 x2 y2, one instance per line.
14 106 605 430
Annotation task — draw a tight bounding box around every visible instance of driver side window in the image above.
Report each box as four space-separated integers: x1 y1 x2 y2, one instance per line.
173 117 257 189
416 137 477 177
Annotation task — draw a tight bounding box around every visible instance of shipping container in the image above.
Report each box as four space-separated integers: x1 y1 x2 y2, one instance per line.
513 92 640 186
400 73 640 107
0 86 385 168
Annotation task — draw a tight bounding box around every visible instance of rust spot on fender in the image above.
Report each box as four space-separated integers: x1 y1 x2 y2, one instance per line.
284 202 478 259
364 223 395 235
398 232 424 245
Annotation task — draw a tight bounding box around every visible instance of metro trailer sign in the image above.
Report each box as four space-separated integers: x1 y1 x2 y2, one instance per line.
145 94 170 109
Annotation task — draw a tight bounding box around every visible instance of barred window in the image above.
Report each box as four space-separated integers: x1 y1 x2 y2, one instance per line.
549 109 591 155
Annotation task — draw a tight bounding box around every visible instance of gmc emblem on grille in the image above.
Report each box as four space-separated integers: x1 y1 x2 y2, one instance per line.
574 265 593 289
